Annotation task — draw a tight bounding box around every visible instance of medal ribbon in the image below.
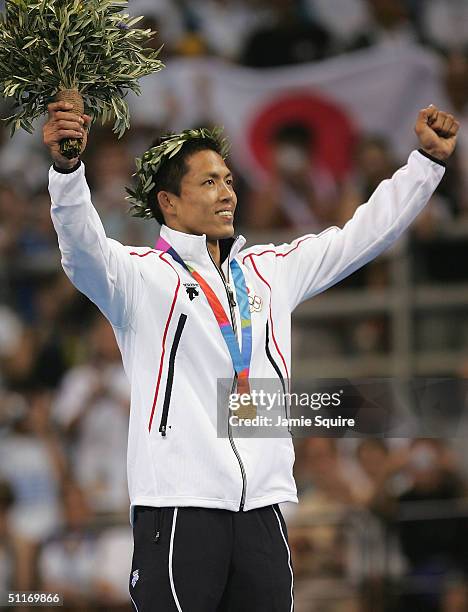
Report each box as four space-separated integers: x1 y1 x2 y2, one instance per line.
156 237 252 391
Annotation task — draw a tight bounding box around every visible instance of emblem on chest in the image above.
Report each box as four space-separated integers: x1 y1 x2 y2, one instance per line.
184 282 200 301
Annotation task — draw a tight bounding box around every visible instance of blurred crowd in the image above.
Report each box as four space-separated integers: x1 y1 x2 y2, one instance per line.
0 0 468 610
126 0 468 65
278 436 468 611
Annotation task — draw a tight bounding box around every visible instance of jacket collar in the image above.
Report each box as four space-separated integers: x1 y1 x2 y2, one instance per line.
158 225 246 268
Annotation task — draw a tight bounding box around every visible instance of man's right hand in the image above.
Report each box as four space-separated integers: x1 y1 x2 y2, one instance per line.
43 101 91 170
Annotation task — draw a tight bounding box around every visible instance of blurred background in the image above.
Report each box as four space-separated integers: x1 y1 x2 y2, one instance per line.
0 0 468 610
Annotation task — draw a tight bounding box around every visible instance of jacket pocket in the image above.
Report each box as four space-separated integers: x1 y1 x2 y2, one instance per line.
159 313 187 437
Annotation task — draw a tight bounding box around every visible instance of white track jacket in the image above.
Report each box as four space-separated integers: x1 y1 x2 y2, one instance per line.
48 150 444 521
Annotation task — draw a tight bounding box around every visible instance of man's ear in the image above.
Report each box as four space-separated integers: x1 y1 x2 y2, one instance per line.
157 191 176 220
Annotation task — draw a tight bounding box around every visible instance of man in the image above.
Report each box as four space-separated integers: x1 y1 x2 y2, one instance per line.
44 102 458 611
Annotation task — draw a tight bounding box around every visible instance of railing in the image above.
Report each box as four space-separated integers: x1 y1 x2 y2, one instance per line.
246 220 468 379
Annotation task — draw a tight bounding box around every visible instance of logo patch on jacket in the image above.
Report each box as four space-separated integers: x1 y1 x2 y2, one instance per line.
131 569 139 588
247 287 263 313
184 283 199 301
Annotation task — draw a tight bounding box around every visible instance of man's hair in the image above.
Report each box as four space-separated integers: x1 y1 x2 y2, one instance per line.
147 136 224 225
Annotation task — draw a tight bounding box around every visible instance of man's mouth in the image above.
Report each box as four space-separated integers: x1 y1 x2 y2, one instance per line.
216 210 233 219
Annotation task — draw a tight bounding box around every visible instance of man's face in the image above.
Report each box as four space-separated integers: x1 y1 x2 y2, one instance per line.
161 149 237 240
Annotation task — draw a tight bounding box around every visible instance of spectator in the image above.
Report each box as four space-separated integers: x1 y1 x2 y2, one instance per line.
53 314 130 515
4 274 74 388
180 0 271 62
0 182 28 261
443 51 468 217
84 129 142 244
395 439 468 611
422 0 468 53
0 388 66 590
348 0 420 52
0 480 15 600
339 135 398 224
38 482 97 610
241 0 332 68
305 0 370 50
17 190 60 272
92 525 133 609
127 0 185 55
288 440 357 576
245 122 337 231
355 439 409 514
0 306 23 386
0 125 48 194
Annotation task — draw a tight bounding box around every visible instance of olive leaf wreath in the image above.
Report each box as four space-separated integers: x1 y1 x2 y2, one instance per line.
126 127 230 220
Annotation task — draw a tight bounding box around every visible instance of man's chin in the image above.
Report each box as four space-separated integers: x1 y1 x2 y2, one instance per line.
207 225 235 241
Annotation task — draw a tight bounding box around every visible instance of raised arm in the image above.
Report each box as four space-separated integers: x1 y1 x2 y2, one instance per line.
271 106 459 310
44 102 141 327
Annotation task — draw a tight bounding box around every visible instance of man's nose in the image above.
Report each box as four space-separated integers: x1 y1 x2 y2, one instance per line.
219 183 234 201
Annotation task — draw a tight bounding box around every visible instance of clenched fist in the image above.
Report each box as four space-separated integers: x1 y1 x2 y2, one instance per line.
43 101 92 170
415 105 459 161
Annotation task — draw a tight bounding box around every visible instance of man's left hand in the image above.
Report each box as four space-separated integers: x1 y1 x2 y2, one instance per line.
415 105 459 161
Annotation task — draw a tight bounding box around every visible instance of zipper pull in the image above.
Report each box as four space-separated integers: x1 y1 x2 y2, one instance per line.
227 286 237 308
159 425 167 437
153 530 161 543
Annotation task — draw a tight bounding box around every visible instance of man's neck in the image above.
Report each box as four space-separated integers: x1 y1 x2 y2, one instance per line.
207 239 221 269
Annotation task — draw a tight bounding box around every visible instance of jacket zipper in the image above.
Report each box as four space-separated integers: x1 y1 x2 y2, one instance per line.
159 313 187 437
265 321 291 434
207 245 247 511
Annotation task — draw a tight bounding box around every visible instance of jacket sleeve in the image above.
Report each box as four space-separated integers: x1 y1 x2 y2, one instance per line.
48 163 142 328
274 150 445 311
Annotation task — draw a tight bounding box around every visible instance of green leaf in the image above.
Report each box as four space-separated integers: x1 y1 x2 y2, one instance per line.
21 36 39 50
0 0 164 141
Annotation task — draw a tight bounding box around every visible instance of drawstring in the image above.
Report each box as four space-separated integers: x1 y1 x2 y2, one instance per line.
153 508 161 543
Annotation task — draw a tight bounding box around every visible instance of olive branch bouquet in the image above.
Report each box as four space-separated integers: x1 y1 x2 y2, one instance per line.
0 0 164 158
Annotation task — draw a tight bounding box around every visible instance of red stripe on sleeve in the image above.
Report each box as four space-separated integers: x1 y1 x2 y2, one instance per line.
242 236 313 264
148 254 181 432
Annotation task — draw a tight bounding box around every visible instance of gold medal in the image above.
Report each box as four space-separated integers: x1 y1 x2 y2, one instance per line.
234 395 257 420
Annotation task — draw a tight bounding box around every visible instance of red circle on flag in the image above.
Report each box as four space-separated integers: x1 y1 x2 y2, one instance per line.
247 91 357 180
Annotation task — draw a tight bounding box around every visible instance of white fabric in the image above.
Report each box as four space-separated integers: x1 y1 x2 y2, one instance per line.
48 152 444 523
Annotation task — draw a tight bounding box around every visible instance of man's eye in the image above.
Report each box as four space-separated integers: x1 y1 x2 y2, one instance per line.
204 179 214 185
